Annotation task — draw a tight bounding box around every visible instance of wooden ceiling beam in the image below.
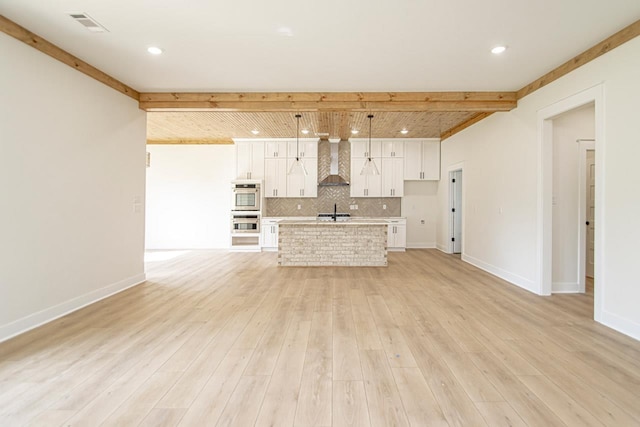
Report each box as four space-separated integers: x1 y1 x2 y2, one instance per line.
147 138 234 145
139 92 516 103
517 19 640 99
0 15 139 101
139 92 516 112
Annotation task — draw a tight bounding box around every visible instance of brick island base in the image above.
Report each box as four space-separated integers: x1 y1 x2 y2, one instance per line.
277 221 388 267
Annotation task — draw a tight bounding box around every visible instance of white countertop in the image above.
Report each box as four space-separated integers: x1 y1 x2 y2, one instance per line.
279 219 390 225
263 216 405 221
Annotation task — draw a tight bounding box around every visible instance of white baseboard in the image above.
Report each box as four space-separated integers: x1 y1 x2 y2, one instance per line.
0 273 146 344
600 310 640 342
406 242 436 249
552 282 581 293
436 242 449 253
462 254 537 294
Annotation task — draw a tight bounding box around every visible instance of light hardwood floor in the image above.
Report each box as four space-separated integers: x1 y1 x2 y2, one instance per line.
1 250 639 426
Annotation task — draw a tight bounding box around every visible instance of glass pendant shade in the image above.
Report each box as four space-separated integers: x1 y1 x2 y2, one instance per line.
360 113 379 175
289 157 308 176
288 113 307 176
360 157 379 175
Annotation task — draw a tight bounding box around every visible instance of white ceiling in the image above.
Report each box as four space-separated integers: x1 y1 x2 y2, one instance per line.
1 1 639 93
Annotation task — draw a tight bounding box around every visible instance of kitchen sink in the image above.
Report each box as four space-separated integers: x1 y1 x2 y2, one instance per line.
317 213 351 221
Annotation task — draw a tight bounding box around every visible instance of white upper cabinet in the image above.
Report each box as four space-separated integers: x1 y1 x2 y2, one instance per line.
286 157 318 198
381 140 404 157
264 140 289 158
381 157 404 197
235 140 264 180
254 139 318 198
403 141 422 180
264 158 287 197
287 139 318 158
350 157 382 197
350 139 381 158
403 139 441 180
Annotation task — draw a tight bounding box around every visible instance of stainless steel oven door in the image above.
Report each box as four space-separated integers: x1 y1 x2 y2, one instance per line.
231 215 260 233
232 186 260 211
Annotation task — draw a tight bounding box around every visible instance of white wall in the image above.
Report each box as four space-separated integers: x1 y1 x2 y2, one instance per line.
145 145 235 249
402 181 438 248
0 33 146 342
437 112 538 289
552 105 595 291
437 36 640 340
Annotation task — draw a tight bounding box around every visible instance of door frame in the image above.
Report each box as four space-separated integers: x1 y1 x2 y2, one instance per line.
447 162 465 254
578 141 595 293
537 83 604 322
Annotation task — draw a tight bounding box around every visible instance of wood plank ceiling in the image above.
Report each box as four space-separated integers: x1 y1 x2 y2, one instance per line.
146 111 478 143
144 92 515 144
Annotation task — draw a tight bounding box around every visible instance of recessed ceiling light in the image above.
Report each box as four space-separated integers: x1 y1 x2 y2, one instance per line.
251 129 260 135
351 129 359 135
301 129 309 134
147 46 163 55
491 45 507 54
400 129 409 135
277 27 293 37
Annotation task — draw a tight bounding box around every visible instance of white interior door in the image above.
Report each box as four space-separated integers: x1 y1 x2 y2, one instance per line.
450 170 462 253
586 150 595 278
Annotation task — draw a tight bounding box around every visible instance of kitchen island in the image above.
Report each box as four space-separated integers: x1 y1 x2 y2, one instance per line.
277 219 388 267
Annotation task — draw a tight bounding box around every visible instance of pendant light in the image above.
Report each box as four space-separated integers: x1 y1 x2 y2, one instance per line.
360 114 379 175
288 113 308 176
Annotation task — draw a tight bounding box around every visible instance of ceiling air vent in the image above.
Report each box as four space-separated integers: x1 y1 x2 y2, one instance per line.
68 13 108 33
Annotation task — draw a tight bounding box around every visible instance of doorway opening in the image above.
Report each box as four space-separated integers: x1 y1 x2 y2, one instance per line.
549 103 595 295
449 169 463 254
538 83 603 322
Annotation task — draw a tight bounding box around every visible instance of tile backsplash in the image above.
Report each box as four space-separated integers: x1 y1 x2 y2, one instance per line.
264 185 401 217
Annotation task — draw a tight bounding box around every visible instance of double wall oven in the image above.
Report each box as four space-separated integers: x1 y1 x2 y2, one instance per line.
231 181 261 245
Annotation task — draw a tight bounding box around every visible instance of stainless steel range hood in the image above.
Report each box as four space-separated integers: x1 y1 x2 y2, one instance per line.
318 140 350 186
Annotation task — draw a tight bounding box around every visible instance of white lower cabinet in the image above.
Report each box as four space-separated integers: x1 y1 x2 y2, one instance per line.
387 219 406 251
261 218 280 251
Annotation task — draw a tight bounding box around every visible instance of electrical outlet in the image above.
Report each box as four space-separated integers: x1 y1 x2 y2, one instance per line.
297 204 301 210
354 205 358 210
383 204 387 210
133 196 142 214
